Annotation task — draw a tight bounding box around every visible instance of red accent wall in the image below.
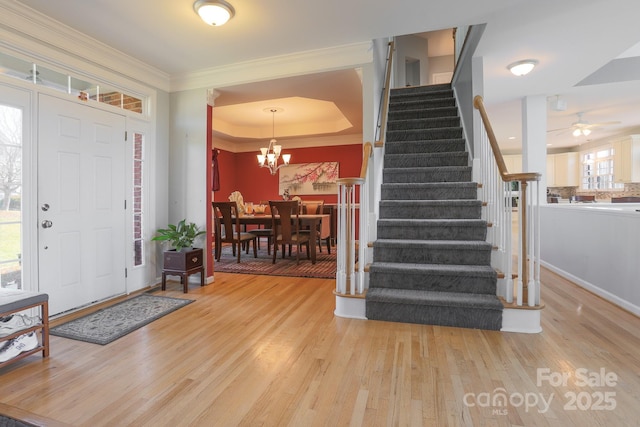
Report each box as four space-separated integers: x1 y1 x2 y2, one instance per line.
212 144 363 205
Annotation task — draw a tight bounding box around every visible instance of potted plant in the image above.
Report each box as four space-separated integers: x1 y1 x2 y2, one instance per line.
152 219 206 271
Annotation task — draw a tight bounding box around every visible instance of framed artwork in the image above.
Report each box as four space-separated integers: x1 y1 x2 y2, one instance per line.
279 162 339 195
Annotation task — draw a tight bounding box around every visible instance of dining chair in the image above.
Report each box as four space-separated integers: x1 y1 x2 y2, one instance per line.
300 200 330 254
248 220 273 255
269 200 310 265
212 201 257 263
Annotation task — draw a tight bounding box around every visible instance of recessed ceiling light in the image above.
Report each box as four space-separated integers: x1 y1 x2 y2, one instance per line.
508 136 516 140
507 59 539 76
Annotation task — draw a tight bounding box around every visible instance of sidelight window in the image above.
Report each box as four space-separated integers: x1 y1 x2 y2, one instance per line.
0 105 22 289
132 132 145 266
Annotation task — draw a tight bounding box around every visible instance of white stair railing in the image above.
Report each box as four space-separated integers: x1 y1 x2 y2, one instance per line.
474 95 542 307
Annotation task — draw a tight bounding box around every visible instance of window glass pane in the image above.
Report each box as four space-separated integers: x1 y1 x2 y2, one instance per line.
34 64 68 92
98 84 123 108
0 51 32 81
0 104 22 289
70 76 96 101
132 132 144 266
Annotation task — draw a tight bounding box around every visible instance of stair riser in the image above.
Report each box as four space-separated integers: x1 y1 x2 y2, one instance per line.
366 302 502 330
385 140 466 155
384 153 467 168
390 89 455 103
368 270 497 294
381 185 477 200
373 246 492 265
388 117 460 131
379 205 482 219
388 107 458 121
387 128 462 142
377 224 487 241
390 84 451 95
388 99 456 112
383 168 472 183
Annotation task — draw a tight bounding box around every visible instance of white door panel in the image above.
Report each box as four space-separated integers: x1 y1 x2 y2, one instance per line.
38 94 126 315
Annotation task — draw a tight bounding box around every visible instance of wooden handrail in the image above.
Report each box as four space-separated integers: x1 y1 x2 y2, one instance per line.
473 95 541 183
375 41 395 148
474 94 542 307
359 142 373 179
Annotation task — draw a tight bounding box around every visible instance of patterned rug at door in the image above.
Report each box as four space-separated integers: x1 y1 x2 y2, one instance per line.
50 294 193 345
214 244 336 279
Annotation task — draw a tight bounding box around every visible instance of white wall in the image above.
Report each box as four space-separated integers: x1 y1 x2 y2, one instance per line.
168 88 208 232
540 204 640 316
394 35 430 87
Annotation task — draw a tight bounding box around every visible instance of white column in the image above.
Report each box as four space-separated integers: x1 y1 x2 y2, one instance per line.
521 95 547 204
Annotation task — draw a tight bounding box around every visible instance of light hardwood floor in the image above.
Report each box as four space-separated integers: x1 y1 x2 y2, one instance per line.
0 269 639 427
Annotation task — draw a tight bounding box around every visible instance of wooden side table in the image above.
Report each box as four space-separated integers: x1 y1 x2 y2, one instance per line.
161 248 204 293
161 266 204 293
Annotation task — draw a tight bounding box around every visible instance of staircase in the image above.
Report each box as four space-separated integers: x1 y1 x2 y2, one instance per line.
365 84 503 330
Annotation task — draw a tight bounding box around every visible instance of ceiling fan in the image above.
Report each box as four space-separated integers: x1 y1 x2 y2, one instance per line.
548 112 621 137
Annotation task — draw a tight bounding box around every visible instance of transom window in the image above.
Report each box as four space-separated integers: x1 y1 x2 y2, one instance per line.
0 50 146 115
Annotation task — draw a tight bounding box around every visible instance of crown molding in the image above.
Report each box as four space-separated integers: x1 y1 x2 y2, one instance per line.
170 41 373 92
0 1 170 92
215 133 364 154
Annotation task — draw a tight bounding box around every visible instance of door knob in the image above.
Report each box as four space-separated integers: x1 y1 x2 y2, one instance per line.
41 220 53 229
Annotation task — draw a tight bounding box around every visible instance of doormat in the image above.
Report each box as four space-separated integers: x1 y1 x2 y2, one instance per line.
0 414 35 427
214 244 336 279
50 294 193 345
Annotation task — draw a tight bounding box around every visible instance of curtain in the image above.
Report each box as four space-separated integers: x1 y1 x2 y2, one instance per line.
212 149 220 192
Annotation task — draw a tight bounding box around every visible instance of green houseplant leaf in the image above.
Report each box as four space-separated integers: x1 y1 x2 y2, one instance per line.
152 219 206 252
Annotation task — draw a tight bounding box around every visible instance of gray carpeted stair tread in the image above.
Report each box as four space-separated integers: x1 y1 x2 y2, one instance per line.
369 262 496 277
377 218 488 241
378 218 486 226
386 128 462 142
384 152 468 168
388 117 460 131
388 99 456 111
374 239 492 249
385 139 466 154
379 199 482 207
368 262 497 295
366 288 502 310
383 166 472 184
388 106 458 121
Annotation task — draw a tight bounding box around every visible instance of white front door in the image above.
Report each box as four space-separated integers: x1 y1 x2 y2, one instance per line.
38 94 126 315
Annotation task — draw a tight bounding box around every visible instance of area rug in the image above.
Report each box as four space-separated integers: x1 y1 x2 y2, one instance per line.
0 415 35 427
50 294 193 345
214 244 336 279
0 414 35 427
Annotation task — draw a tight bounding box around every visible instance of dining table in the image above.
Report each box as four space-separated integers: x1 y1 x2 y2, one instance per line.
233 213 330 264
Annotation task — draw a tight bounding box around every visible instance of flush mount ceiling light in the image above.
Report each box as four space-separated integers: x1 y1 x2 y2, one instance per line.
507 59 539 76
194 0 235 26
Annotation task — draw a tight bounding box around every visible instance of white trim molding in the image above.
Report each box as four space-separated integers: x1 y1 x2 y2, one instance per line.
0 1 170 92
170 42 373 92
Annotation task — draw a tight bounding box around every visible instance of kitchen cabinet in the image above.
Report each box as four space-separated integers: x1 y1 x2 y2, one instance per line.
503 154 522 174
612 135 640 183
548 152 579 187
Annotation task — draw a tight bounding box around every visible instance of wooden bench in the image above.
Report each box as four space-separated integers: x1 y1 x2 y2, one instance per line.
0 289 49 369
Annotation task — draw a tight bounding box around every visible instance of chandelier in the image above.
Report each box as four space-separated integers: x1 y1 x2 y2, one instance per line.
257 108 291 175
